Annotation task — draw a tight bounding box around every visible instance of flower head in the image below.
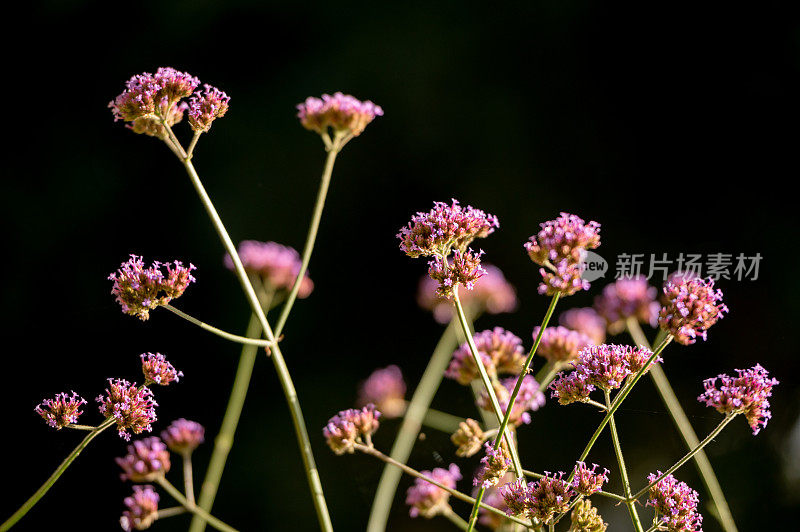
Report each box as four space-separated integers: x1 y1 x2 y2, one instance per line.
322 404 381 455
575 344 635 391
427 248 487 299
97 379 158 440
659 277 728 345
418 264 517 324
120 485 159 531
109 255 196 321
550 370 595 405
188 84 230 132
479 475 515 529
116 437 171 482
405 464 461 518
499 478 532 517
569 499 607 532
559 307 606 345
474 442 512 488
537 259 590 296
478 375 545 426
35 391 87 429
140 352 182 386
527 471 575 523
594 276 660 333
225 240 313 297
532 325 594 365
357 365 406 419
571 462 609 496
698 364 779 434
297 92 383 137
446 327 526 385
646 473 703 532
161 418 205 455
451 418 485 457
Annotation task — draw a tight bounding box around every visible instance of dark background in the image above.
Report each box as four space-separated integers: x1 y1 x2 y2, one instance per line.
2 1 799 530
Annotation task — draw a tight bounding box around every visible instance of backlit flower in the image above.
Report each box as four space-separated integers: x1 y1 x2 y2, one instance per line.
35 392 87 429
532 325 594 365
357 365 406 419
140 352 182 386
451 418 485 457
406 464 461 518
188 84 230 132
474 442 512 488
116 437 171 482
225 240 314 298
297 92 383 137
698 364 779 435
427 248 487 299
161 418 205 455
659 277 727 345
446 327 526 385
109 255 196 321
97 379 158 440
571 462 609 495
323 404 381 454
478 375 545 426
594 276 660 333
559 307 606 345
120 485 159 531
646 473 703 532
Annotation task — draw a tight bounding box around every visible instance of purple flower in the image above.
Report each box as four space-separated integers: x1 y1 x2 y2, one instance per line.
549 370 595 405
109 255 196 321
479 474 515 528
418 263 517 324
474 442 512 488
538 258 590 296
140 352 182 386
120 485 159 531
297 92 383 137
97 379 158 440
224 240 314 298
659 277 728 345
594 276 660 333
698 364 779 435
446 327 525 385
357 365 406 419
35 391 87 429
575 344 634 391
398 199 499 259
161 418 205 455
572 462 609 495
559 307 606 345
427 248 487 299
646 472 703 532
116 437 171 482
188 84 230 132
478 375 545 426
451 418 485 458
322 404 381 455
405 464 461 518
527 471 575 523
532 325 594 365
499 478 532 517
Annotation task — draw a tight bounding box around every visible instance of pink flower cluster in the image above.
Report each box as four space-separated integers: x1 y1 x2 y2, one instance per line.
297 92 383 137
225 240 314 298
558 307 606 345
116 437 171 482
659 276 728 345
499 471 575 523
161 418 205 455
405 464 461 518
140 352 183 386
188 84 230 132
446 327 526 385
109 255 196 321
357 365 406 419
120 485 159 532
594 276 660 333
35 392 87 429
697 364 779 435
427 248 487 299
474 442 512 488
646 473 703 532
572 462 609 496
532 325 594 364
322 404 381 455
96 379 158 440
477 375 545 426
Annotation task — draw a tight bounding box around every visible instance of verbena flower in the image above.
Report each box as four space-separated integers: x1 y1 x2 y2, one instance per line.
120 485 159 531
538 258 590 296
478 375 545 426
532 325 594 365
697 364 779 435
116 437 171 482
140 353 182 386
451 418 485 457
572 462 609 495
479 474 515 529
559 307 606 345
357 365 406 419
575 344 635 391
427 248 487 298
659 276 728 345
35 391 87 429
188 84 230 132
405 464 461 518
474 442 512 488
109 255 196 321
417 264 517 324
446 327 526 385
499 478 531 517
569 499 607 532
224 240 313 298
550 370 595 405
297 92 383 137
526 471 575 523
646 472 703 532
97 379 158 440
161 418 205 455
322 404 381 455
594 276 660 333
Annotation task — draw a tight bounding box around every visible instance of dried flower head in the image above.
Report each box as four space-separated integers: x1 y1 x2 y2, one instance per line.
97 379 158 440
532 325 594 365
357 365 406 419
594 276 660 333
109 255 196 321
418 264 517 324
646 472 703 532
35 391 87 429
225 240 314 298
398 199 498 259
297 92 383 137
698 364 779 435
569 499 607 532
120 485 159 532
474 442 513 488
451 418 485 457
161 418 205 455
140 352 182 386
188 84 230 132
572 462 609 495
322 404 381 454
550 370 595 405
527 471 575 523
405 464 461 518
116 437 171 482
659 277 728 345
446 327 526 385
478 375 545 426
559 307 606 345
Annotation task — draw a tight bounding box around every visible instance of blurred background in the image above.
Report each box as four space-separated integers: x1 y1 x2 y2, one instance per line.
3 1 799 530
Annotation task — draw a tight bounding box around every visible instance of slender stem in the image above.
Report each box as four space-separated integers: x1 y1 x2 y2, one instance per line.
186 131 202 160
65 424 96 431
629 414 737 502
584 399 608 411
162 304 274 348
273 134 343 339
605 390 644 532
179 156 332 531
162 120 188 159
366 318 465 532
1 418 114 531
183 453 196 506
156 477 239 532
156 506 188 519
355 444 533 528
626 319 738 532
443 509 470 531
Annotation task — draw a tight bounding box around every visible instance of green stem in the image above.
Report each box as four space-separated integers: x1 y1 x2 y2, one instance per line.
626 318 738 532
1 418 114 531
605 390 644 532
443 509 470 531
273 134 343 339
186 131 202 160
162 304 274 348
629 414 737 501
156 506 188 519
421 407 466 434
156 477 239 532
183 453 196 506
